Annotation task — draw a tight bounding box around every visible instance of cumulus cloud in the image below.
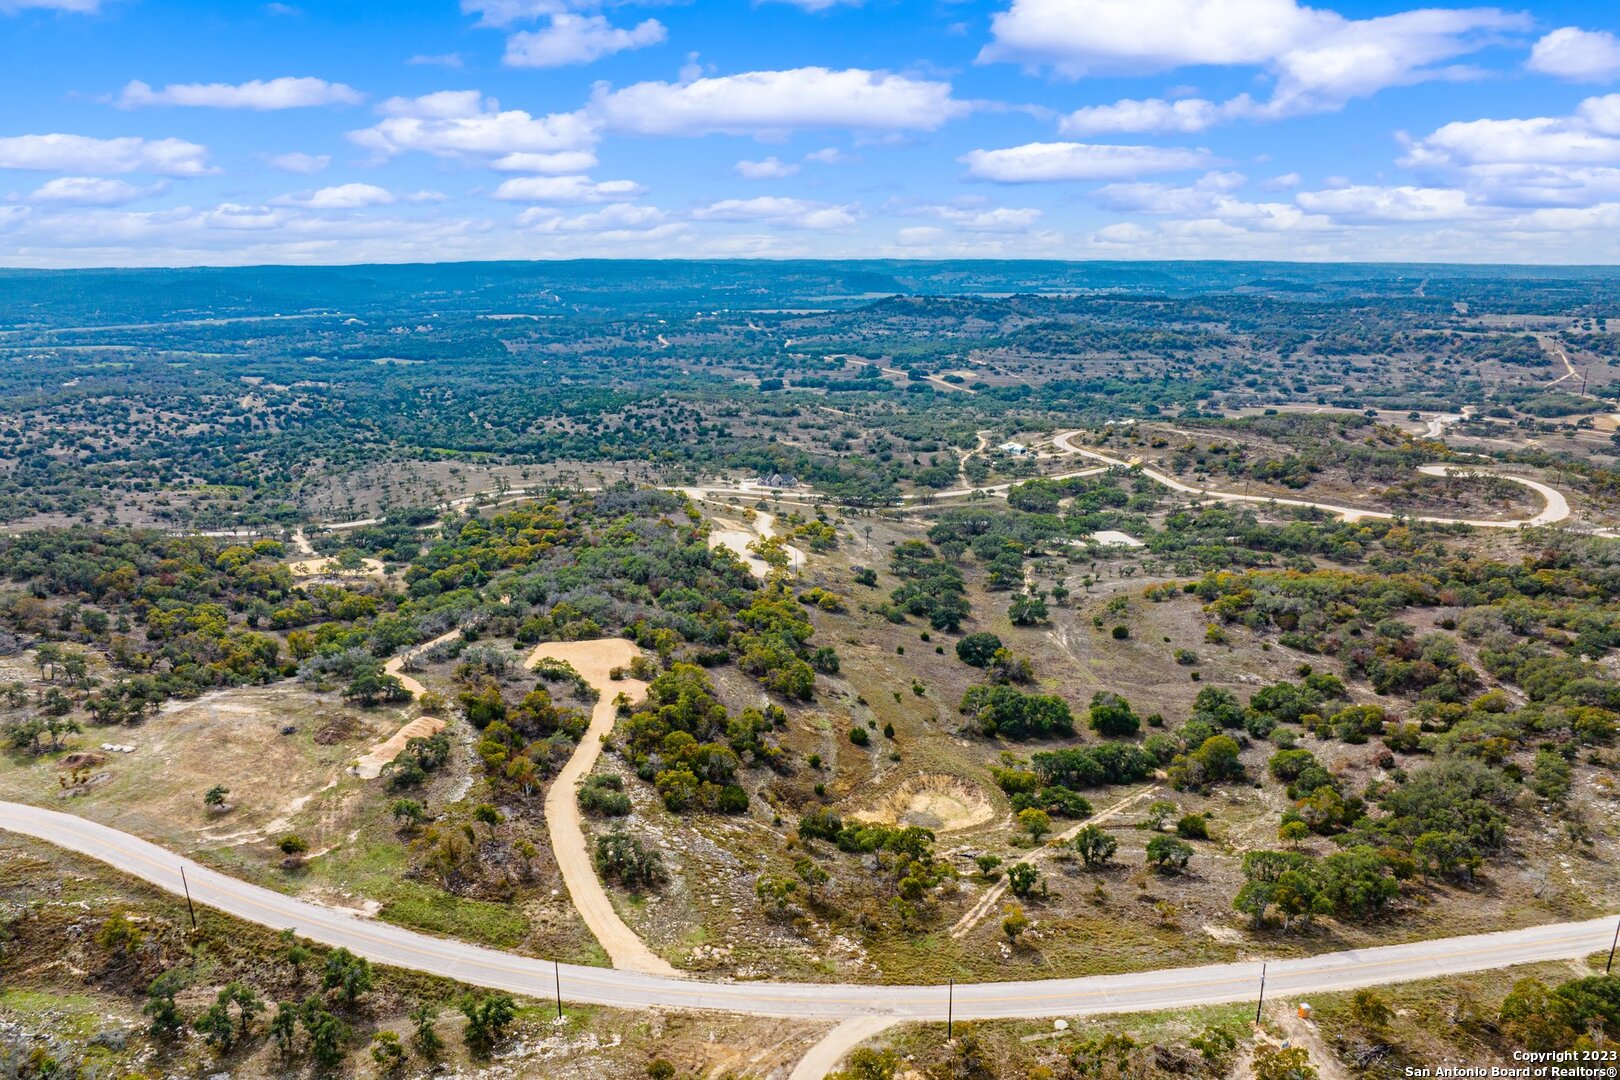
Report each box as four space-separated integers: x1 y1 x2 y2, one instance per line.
1527 27 1620 83
460 0 578 28
590 67 968 136
1061 96 1238 136
118 77 364 110
491 174 645 203
274 183 412 209
692 196 859 229
266 151 331 174
0 134 213 175
504 13 666 67
0 0 99 12
805 146 857 165
900 201 1045 232
984 0 1527 128
960 141 1213 182
735 156 800 179
27 176 165 206
409 53 465 68
518 202 684 240
492 150 601 173
350 91 597 159
1294 183 1480 221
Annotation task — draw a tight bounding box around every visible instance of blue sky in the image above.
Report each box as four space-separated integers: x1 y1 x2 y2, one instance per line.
4 0 1620 265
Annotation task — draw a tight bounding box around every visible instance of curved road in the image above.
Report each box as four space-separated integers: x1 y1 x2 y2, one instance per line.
1049 431 1570 529
1 802 1613 1024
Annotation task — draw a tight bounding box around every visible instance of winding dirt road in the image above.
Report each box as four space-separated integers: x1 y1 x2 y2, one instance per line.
523 638 676 977
1049 431 1570 529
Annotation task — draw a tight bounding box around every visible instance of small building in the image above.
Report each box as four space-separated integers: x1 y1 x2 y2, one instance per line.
755 472 798 489
997 441 1029 456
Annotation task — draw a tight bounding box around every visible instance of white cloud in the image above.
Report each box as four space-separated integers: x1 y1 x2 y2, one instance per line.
491 174 645 203
0 0 99 12
1527 27 1620 83
762 0 862 9
1294 184 1480 221
590 67 968 136
504 14 666 67
805 146 857 165
693 196 859 229
351 91 597 159
409 53 465 68
266 151 331 174
0 134 213 175
118 77 363 110
461 0 575 28
983 0 1527 127
904 202 1045 232
518 202 683 239
735 156 800 179
492 150 600 173
960 141 1213 182
27 176 164 206
274 183 408 209
1061 96 1239 136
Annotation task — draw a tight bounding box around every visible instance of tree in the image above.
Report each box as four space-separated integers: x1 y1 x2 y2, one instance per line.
794 857 828 904
472 803 503 834
461 992 517 1055
1007 861 1040 897
410 1002 443 1059
1002 903 1029 944
372 1030 408 1076
144 970 186 1037
204 784 230 811
1350 989 1393 1031
1278 820 1310 849
1009 591 1048 626
1088 691 1140 737
955 632 1004 668
269 1001 298 1057
280 928 311 981
1072 824 1118 869
1176 813 1210 840
1144 800 1177 831
390 798 426 827
1253 1044 1318 1080
1018 807 1052 843
343 666 410 707
1146 835 1193 873
755 873 799 915
322 947 373 1006
302 1000 348 1069
830 1048 900 1080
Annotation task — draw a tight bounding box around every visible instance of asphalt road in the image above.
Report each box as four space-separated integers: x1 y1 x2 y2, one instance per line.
3 802 1614 1024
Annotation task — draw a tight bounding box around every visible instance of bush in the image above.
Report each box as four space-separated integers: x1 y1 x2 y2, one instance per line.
1146 835 1193 873
579 774 632 816
849 726 870 747
1176 814 1210 840
956 632 1004 668
594 830 667 892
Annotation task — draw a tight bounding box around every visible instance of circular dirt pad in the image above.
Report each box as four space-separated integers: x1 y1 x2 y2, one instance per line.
852 774 995 833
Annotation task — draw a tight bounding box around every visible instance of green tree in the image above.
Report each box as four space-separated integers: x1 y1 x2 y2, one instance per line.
1007 861 1040 897
1018 807 1052 843
203 784 230 810
955 632 1004 668
1002 903 1030 944
410 1002 443 1059
322 947 373 1006
371 1030 408 1076
1072 824 1119 869
1087 691 1140 737
461 992 517 1055
1146 835 1193 873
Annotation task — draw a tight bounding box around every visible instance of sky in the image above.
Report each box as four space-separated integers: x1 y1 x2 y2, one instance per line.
5 0 1620 266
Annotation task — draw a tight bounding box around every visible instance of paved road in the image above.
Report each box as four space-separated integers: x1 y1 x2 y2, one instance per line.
2 802 1613 1024
1049 431 1570 529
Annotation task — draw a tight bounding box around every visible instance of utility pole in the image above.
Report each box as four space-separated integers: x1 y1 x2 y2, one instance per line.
180 866 197 932
947 977 954 1041
1607 917 1619 975
554 959 563 1021
1254 963 1267 1026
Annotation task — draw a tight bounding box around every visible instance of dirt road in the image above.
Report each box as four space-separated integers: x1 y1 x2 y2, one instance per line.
524 639 677 977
